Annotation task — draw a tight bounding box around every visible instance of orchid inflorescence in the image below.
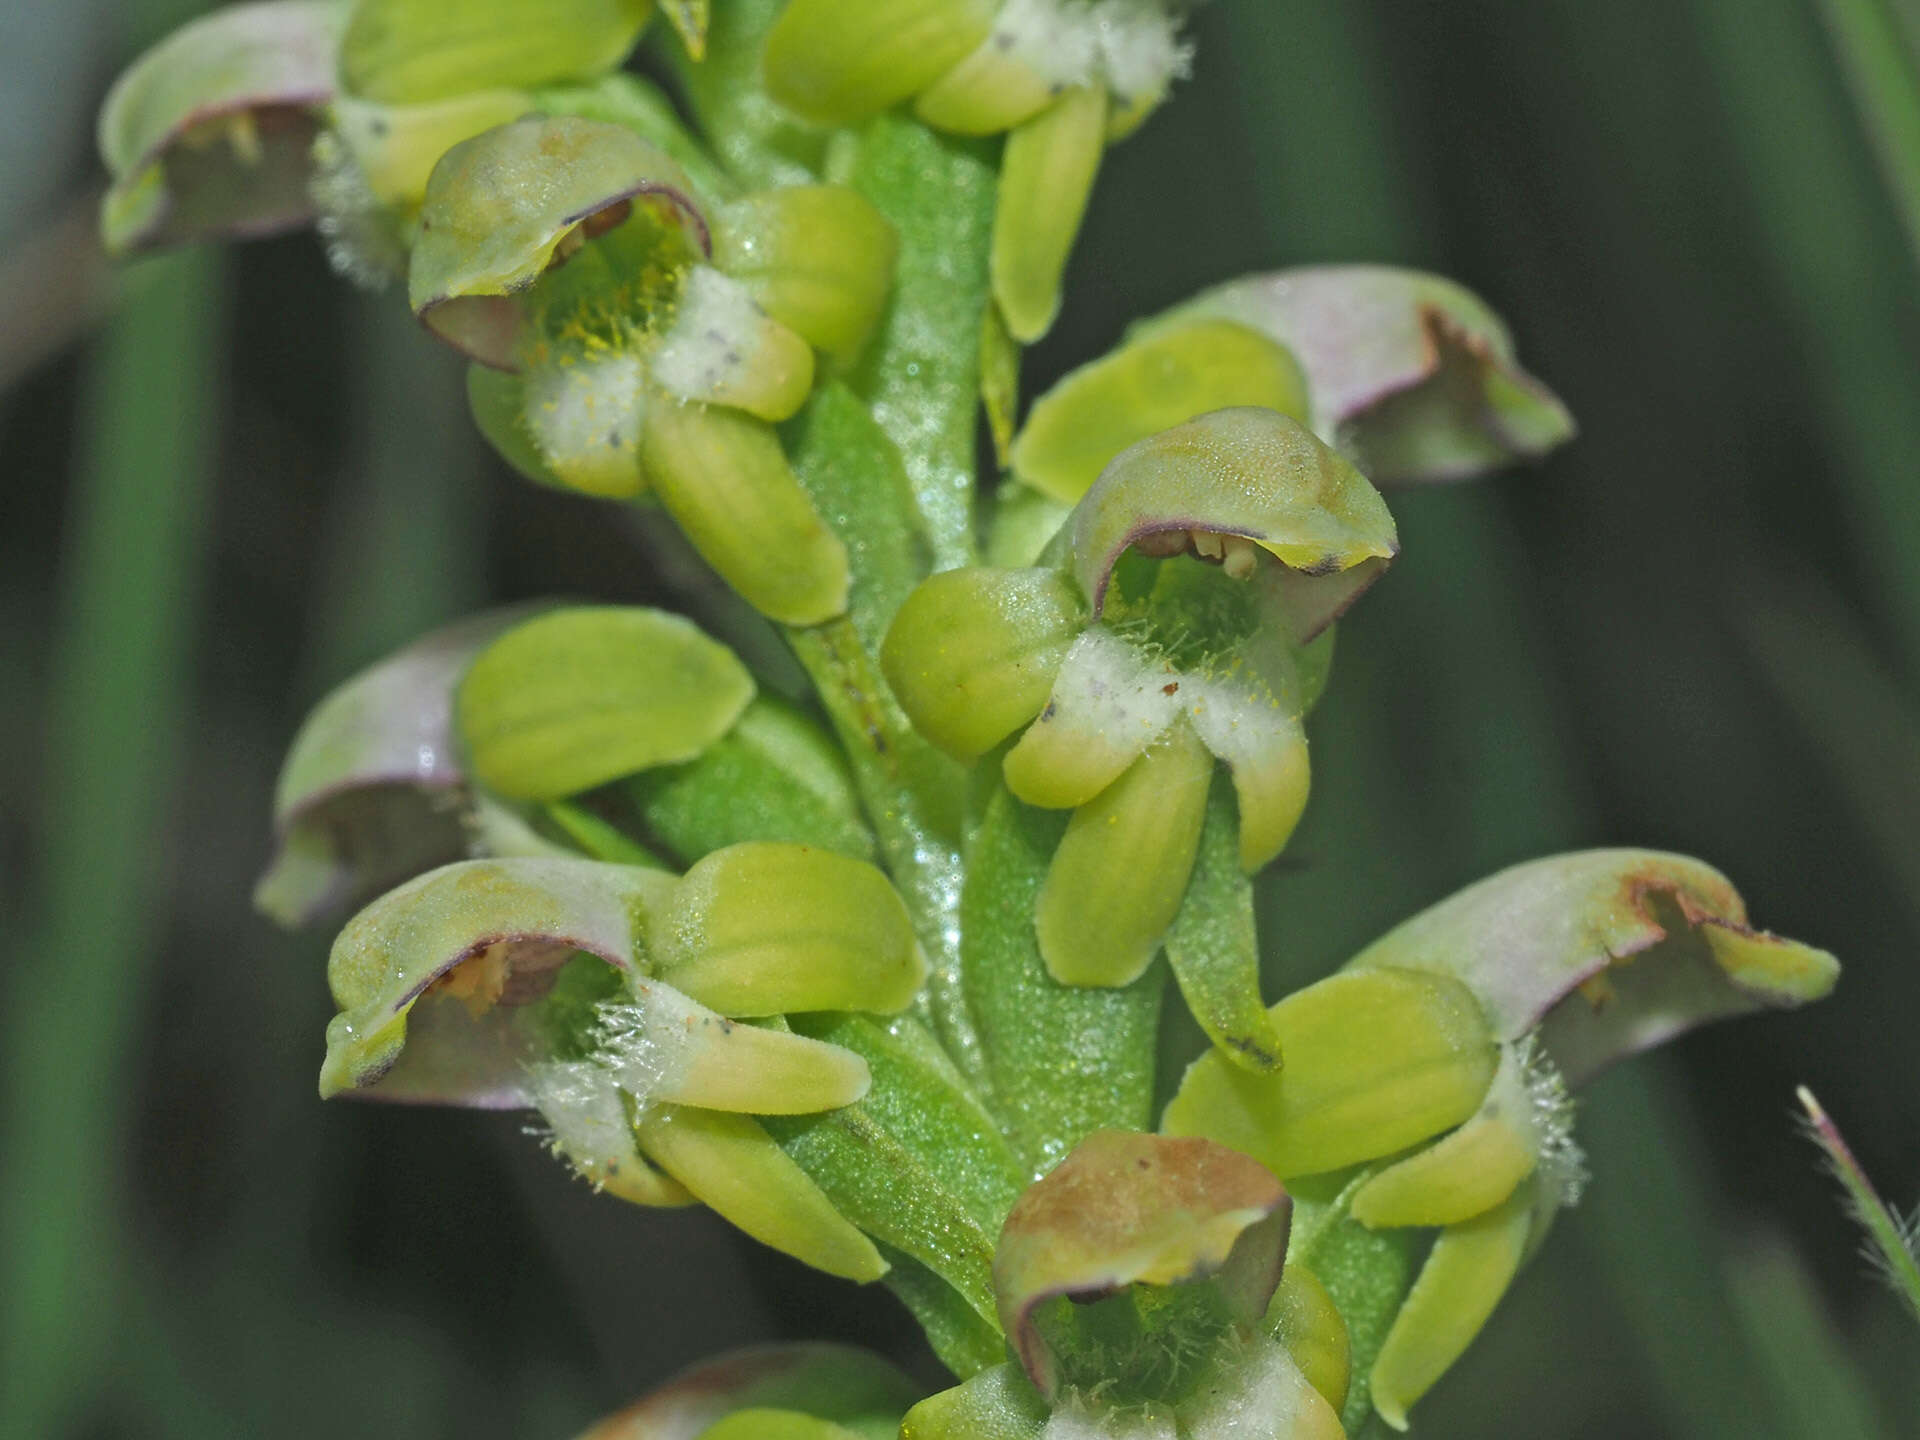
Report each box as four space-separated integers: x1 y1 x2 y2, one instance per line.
99 2 1841 1436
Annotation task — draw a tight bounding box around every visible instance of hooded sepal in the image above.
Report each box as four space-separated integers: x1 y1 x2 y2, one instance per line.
255 608 532 928
1340 848 1840 1086
97 0 346 256
1148 267 1575 485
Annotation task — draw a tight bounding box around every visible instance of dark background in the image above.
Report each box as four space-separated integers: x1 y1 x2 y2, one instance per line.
2 2 1917 1437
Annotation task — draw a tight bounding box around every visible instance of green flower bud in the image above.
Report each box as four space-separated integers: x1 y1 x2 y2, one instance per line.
762 0 998 129
1011 319 1312 506
713 187 900 366
339 0 653 104
455 606 755 801
96 0 346 257
1141 266 1576 484
255 608 533 928
576 1344 921 1440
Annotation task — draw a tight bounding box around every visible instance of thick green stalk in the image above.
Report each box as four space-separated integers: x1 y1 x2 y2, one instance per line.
0 245 224 1439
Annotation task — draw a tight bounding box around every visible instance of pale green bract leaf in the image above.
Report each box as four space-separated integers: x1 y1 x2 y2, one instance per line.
96 0 346 256
456 606 754 802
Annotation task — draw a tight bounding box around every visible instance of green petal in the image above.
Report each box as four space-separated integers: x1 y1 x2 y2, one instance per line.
700 1412 864 1440
713 186 900 366
1349 1041 1557 1230
409 115 708 366
340 0 652 104
1012 320 1310 505
1035 721 1211 988
899 1364 1048 1440
575 1344 921 1440
1002 626 1176 810
1184 644 1313 872
1367 1182 1535 1431
256 608 529 928
456 606 754 801
1068 407 1398 617
1161 968 1498 1179
1341 849 1841 1083
647 844 926 1016
522 1053 697 1207
1150 266 1575 485
994 1131 1291 1398
762 0 997 128
519 339 652 497
603 978 872 1113
881 567 1087 761
632 1102 887 1281
913 34 1056 136
96 0 346 256
638 399 851 625
321 856 672 1098
651 265 816 421
991 86 1108 343
466 363 566 489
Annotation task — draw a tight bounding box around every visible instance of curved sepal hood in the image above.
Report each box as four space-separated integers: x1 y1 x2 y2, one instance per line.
97 0 347 256
1153 266 1576 485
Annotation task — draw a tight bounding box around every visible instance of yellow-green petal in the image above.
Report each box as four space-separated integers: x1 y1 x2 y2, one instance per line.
1161 968 1498 1179
1368 1182 1535 1431
637 398 850 625
700 1412 864 1440
762 0 997 129
96 0 347 256
340 0 653 104
1002 626 1177 809
327 89 530 215
1068 407 1399 617
1012 319 1311 506
991 86 1107 343
633 1102 887 1282
456 606 754 801
651 266 816 421
1035 721 1212 988
913 34 1056 136
608 979 872 1113
880 566 1087 761
647 844 926 1016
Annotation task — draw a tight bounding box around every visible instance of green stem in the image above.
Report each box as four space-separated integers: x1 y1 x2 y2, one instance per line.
0 246 224 1438
786 619 981 1086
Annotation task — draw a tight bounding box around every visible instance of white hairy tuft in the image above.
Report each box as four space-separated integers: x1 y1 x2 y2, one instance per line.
1518 1034 1589 1211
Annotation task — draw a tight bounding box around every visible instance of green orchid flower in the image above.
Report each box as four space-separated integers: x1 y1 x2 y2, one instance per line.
904 1131 1344 1440
413 113 899 624
1163 849 1839 1429
884 407 1396 988
322 844 926 1279
762 0 1196 342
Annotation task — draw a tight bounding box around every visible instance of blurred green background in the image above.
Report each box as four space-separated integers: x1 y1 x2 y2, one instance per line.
3 1 1917 1437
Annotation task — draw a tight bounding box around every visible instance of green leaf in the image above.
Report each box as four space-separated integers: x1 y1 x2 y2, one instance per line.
456 606 754 802
875 1247 1011 1382
846 114 998 571
339 0 650 104
1163 770 1284 1071
1799 1087 1920 1324
628 695 874 863
991 87 1107 343
962 785 1165 1178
